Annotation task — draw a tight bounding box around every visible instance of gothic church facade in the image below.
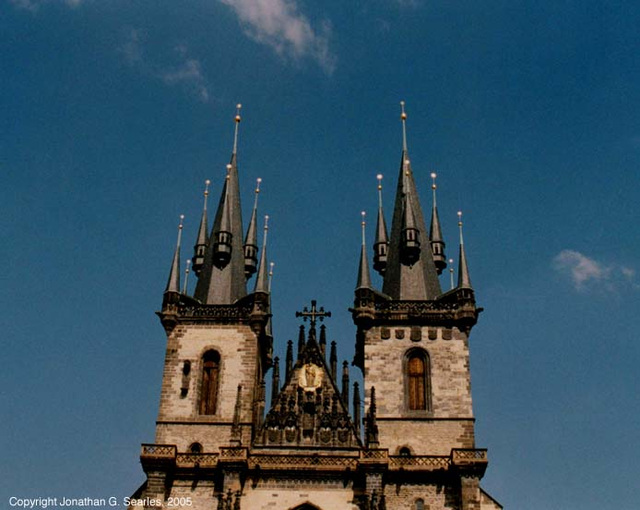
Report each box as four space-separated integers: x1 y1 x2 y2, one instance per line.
131 105 502 510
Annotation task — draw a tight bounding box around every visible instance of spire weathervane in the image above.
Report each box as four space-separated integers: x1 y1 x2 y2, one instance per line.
295 300 331 329
233 103 242 155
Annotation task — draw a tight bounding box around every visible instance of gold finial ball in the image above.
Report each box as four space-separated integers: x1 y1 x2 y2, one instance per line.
235 115 241 122
180 214 185 220
430 172 437 179
401 112 407 120
237 103 242 109
400 100 405 107
186 259 191 264
432 184 437 190
457 210 462 217
376 173 383 180
449 258 454 264
205 179 211 185
257 177 262 183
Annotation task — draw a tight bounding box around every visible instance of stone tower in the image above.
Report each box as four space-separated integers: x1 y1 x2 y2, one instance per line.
131 103 501 510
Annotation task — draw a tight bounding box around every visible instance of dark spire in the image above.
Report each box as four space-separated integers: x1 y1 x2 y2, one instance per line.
230 384 242 445
365 386 379 448
373 174 389 276
356 211 373 290
457 211 472 289
341 361 350 407
165 214 184 294
329 340 337 382
243 178 261 280
193 105 248 304
192 179 210 275
353 381 361 439
271 357 280 406
285 340 293 382
429 172 447 274
297 325 305 360
253 215 270 293
319 324 327 358
382 101 442 300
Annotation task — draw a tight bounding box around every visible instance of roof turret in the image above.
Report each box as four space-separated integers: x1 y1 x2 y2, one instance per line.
192 180 210 275
243 178 262 280
429 172 447 274
164 214 184 295
356 211 372 290
457 211 472 289
373 174 389 276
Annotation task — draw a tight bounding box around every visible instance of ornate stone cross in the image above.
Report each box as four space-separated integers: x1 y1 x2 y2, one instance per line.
295 300 331 329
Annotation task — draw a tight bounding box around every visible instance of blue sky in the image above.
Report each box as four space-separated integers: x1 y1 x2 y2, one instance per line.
2 1 640 508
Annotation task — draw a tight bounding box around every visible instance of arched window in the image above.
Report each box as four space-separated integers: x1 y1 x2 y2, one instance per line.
406 349 431 411
415 499 425 510
399 446 412 457
189 442 202 454
199 350 220 415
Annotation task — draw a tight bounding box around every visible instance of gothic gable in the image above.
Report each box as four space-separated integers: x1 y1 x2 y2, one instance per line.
255 329 360 448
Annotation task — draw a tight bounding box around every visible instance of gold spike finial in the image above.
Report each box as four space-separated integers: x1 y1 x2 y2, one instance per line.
361 211 366 245
376 174 383 207
458 211 464 245
233 104 242 154
268 262 275 292
400 101 408 151
431 172 437 207
226 164 232 180
448 258 454 290
203 179 211 210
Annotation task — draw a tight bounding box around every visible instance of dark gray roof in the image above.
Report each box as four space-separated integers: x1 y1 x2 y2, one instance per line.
382 150 442 300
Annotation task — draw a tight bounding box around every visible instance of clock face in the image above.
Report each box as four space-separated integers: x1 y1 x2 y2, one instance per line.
298 363 323 390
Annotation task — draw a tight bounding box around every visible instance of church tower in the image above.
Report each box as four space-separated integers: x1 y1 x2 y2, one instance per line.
351 102 498 509
131 103 501 510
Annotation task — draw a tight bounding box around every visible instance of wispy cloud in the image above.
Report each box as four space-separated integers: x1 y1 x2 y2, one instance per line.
10 0 82 11
218 0 336 74
553 249 637 293
119 30 211 103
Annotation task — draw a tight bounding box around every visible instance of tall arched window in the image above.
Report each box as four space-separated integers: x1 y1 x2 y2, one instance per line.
406 349 431 411
415 499 425 510
200 350 220 415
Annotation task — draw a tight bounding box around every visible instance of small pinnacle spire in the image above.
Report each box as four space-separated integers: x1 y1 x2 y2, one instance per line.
182 259 191 295
253 215 270 293
232 103 242 155
271 357 280 406
400 101 408 152
243 177 262 280
165 214 184 294
341 360 350 406
268 262 274 292
192 180 211 275
285 340 293 381
373 174 389 276
457 211 472 289
357 211 372 289
330 340 337 381
429 171 447 274
319 324 327 358
297 325 305 360
230 384 243 445
449 258 455 290
353 381 361 439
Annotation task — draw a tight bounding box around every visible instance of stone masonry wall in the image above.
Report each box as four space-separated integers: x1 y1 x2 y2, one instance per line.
154 323 259 450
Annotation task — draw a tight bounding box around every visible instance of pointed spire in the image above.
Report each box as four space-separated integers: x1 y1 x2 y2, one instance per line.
341 361 350 407
192 180 210 275
297 325 305 360
353 381 361 439
182 259 191 295
271 357 280 406
429 172 447 274
243 178 262 279
365 386 379 448
193 105 248 304
457 211 472 289
285 340 293 382
356 211 372 290
165 214 184 294
253 215 270 293
373 174 389 275
381 101 442 300
448 258 455 290
319 324 327 358
329 340 337 382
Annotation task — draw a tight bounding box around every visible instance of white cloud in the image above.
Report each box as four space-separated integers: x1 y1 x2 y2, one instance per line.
553 250 637 293
218 0 336 74
119 31 211 103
